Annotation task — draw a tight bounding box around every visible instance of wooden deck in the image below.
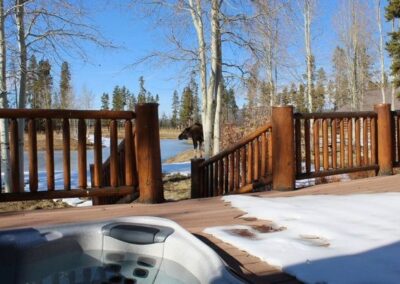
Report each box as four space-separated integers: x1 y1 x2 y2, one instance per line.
1 174 400 283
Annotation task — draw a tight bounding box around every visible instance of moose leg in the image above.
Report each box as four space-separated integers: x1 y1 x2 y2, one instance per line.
199 141 203 158
193 140 198 158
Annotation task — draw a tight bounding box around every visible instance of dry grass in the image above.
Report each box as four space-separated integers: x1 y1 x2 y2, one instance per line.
163 174 191 201
0 199 71 213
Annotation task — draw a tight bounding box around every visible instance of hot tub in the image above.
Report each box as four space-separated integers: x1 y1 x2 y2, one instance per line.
0 217 244 283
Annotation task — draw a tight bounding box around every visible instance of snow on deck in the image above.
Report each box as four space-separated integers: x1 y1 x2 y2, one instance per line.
205 193 400 283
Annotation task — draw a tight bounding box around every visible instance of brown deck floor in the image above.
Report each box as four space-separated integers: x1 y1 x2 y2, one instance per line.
1 174 400 283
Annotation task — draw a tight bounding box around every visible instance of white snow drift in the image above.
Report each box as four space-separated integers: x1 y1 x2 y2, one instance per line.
205 193 400 284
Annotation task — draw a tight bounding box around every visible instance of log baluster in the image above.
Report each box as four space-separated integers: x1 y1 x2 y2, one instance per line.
355 118 361 166
331 119 337 169
363 118 369 165
313 119 320 172
305 119 311 173
63 119 71 190
247 141 253 183
93 119 102 188
46 119 55 191
254 138 260 180
322 118 329 170
261 132 267 177
241 146 246 186
78 119 87 189
110 120 118 187
295 118 302 175
229 153 234 192
124 120 133 186
371 117 377 165
9 119 20 193
234 150 240 190
347 118 353 168
28 119 38 192
340 119 345 168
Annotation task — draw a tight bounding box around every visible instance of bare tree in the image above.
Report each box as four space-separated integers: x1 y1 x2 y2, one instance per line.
376 0 386 103
303 0 315 112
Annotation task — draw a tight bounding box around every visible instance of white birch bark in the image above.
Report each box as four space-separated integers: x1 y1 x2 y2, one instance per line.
0 0 10 192
377 0 386 103
304 0 313 112
16 0 26 190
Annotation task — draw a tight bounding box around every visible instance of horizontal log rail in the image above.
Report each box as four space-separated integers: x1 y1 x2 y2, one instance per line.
0 108 137 203
295 113 378 179
192 123 273 198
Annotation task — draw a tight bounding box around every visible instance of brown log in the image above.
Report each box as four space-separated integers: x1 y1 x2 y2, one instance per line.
0 109 135 120
241 147 246 186
77 119 87 189
191 158 205 198
234 150 240 190
347 118 353 168
62 119 71 190
397 116 400 163
313 119 320 172
218 159 224 195
45 119 55 191
254 138 260 180
224 156 229 194
295 118 302 175
135 103 164 203
93 119 102 188
209 163 214 196
374 104 393 175
124 120 133 186
131 129 138 187
322 119 329 170
355 118 361 167
247 141 253 183
340 119 345 168
304 119 311 173
213 161 218 196
27 119 38 192
272 106 295 191
363 118 369 166
371 117 377 165
229 153 234 192
331 119 337 169
110 120 118 187
9 119 20 193
261 132 267 177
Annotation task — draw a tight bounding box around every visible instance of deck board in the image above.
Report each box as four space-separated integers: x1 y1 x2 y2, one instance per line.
1 174 400 283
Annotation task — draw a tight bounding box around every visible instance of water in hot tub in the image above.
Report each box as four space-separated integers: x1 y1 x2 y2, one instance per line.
20 250 199 284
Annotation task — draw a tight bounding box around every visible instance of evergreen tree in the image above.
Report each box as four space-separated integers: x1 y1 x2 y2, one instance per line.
60 61 72 109
112 85 125 110
171 90 180 128
386 0 400 88
294 83 307 112
332 46 350 109
189 74 200 122
280 87 290 105
126 92 137 110
137 76 147 103
179 86 193 127
101 93 110 110
289 83 297 106
155 94 159 103
27 55 39 108
37 59 53 109
222 88 238 122
313 67 327 112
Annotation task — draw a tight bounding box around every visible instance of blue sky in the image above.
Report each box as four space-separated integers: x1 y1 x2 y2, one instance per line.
57 0 391 116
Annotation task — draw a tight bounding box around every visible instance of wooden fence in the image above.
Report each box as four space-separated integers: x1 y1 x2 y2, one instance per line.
191 123 272 198
192 103 398 196
0 103 164 204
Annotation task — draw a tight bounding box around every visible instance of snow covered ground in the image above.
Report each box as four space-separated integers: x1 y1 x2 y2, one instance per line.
205 193 400 284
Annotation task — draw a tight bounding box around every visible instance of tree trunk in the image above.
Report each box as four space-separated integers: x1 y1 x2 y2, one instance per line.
16 0 26 191
0 0 10 192
213 11 223 155
377 0 386 103
304 0 313 112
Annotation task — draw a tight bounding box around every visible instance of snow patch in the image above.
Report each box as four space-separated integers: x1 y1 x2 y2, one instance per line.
205 193 400 283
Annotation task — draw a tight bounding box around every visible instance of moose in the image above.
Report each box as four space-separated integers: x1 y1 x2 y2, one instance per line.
178 123 204 158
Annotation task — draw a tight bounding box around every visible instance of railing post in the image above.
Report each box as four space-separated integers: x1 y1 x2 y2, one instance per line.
135 103 164 203
374 103 393 175
272 106 295 191
191 158 204 198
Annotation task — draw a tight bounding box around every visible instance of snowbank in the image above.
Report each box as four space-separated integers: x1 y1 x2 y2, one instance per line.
205 193 400 283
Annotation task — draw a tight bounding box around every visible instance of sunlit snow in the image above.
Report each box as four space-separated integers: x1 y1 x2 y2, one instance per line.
204 193 400 284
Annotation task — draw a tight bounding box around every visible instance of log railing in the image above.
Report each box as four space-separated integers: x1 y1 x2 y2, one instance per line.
294 111 379 179
191 123 272 198
392 110 400 168
0 103 164 203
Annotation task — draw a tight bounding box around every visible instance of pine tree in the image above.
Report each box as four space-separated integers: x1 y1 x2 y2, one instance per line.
280 87 290 105
112 85 125 110
171 90 180 128
37 59 53 109
27 55 38 108
386 0 400 88
101 93 109 110
294 83 307 112
189 74 200 122
126 92 136 110
222 88 238 122
60 61 72 109
179 86 193 127
137 76 147 103
313 67 327 112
